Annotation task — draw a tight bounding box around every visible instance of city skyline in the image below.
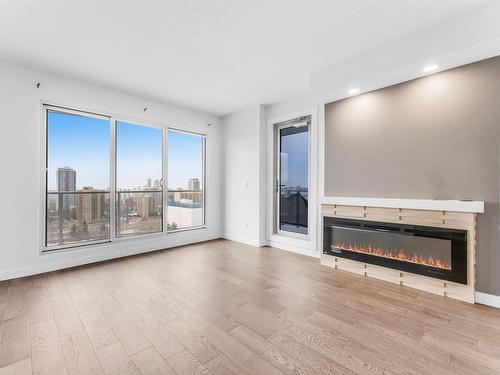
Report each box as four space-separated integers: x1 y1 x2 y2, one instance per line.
48 171 201 193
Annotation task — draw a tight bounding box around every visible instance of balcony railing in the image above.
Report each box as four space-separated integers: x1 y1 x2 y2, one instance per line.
280 189 308 232
46 191 110 246
116 190 163 237
46 189 204 246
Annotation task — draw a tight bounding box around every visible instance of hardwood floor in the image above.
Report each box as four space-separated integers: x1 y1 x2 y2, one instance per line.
1 239 500 375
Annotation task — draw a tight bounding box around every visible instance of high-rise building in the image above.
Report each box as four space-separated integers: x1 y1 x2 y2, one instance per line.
137 194 156 218
187 178 200 190
76 186 106 223
57 167 76 207
147 178 152 189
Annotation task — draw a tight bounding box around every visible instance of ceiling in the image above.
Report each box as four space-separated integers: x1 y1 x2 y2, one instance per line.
0 1 492 116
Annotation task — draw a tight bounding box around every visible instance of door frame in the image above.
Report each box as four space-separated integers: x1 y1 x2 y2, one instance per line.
267 106 319 256
275 119 310 238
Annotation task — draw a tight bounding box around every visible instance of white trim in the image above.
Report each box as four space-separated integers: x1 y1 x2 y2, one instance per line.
39 105 48 252
163 126 169 232
475 292 500 309
267 106 319 252
1 232 221 281
267 240 320 259
317 103 326 262
320 196 484 213
110 118 117 241
317 103 326 201
223 233 263 248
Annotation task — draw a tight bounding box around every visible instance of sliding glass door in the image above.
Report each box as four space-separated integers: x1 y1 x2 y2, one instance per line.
116 121 163 237
43 105 206 251
276 116 310 235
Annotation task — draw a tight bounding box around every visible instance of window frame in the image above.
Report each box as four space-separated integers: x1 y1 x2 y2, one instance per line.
40 103 207 253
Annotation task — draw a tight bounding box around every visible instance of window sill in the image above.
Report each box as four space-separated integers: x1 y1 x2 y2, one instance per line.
40 225 208 255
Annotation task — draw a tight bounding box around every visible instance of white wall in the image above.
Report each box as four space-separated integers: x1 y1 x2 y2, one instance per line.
0 60 222 281
221 105 266 246
267 2 500 119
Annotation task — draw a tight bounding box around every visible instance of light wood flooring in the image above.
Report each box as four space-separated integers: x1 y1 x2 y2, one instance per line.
1 239 500 375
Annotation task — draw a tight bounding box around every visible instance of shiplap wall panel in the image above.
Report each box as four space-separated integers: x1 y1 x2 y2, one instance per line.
320 204 476 303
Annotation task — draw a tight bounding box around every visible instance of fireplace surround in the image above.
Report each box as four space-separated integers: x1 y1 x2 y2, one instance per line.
323 217 467 284
320 197 484 303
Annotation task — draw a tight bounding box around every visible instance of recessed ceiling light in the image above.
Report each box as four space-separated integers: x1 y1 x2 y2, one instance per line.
422 64 439 73
348 88 361 95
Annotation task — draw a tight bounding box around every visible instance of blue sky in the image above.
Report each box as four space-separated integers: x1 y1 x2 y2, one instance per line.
280 130 308 188
47 111 203 191
168 131 203 189
116 121 162 189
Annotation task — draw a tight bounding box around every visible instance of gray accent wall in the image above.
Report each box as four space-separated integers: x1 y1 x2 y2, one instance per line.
325 56 500 296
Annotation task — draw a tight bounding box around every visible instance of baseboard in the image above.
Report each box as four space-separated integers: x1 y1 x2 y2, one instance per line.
475 291 500 309
223 233 263 247
0 232 222 282
267 240 320 259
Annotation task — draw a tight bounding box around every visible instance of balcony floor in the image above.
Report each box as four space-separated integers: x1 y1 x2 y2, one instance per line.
0 239 499 374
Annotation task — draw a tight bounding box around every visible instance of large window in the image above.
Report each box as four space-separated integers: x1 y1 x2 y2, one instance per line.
167 130 205 230
275 116 310 235
43 105 206 251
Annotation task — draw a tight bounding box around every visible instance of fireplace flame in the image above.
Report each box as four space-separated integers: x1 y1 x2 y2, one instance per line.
331 242 451 270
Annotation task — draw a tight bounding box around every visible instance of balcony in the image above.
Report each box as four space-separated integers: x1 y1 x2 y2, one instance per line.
280 189 308 234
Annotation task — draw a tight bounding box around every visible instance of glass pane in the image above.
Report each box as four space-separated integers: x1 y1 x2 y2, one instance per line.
46 110 110 247
279 123 309 235
167 131 204 230
116 192 163 236
116 121 163 237
116 121 163 190
331 226 452 270
47 192 110 246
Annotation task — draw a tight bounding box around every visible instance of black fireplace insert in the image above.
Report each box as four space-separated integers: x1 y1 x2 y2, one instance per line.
323 217 467 284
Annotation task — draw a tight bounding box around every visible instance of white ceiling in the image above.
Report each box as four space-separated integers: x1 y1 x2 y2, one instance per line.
0 1 492 116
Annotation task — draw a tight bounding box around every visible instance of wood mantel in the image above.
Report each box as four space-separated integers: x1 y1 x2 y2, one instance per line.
320 198 483 303
320 196 484 213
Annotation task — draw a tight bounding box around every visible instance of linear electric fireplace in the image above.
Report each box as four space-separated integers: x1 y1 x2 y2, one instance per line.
323 217 468 284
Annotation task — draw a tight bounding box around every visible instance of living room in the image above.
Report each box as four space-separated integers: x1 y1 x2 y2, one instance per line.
1 2 499 374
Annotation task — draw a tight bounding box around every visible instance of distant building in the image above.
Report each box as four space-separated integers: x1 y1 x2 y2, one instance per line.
147 178 152 189
137 194 156 218
76 186 106 223
57 167 76 207
187 178 200 191
153 179 160 189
